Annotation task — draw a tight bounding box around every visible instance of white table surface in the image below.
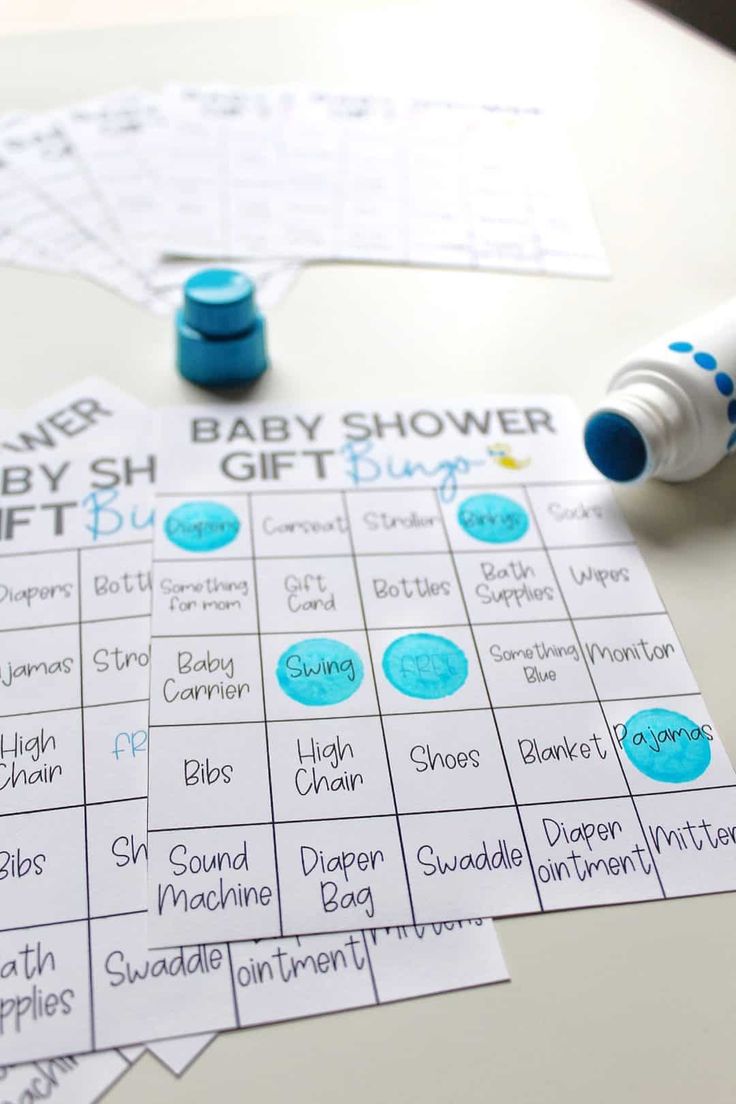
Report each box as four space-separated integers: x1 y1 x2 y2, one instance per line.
1 1 736 1100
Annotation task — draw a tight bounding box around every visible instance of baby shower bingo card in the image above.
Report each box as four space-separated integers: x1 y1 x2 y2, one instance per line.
0 389 510 1066
146 396 736 947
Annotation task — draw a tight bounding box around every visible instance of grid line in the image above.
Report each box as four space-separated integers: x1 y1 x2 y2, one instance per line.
340 489 417 924
246 492 285 937
431 486 544 911
519 485 667 900
76 549 96 1052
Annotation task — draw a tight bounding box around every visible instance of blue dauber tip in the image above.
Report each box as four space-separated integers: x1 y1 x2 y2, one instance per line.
584 411 648 482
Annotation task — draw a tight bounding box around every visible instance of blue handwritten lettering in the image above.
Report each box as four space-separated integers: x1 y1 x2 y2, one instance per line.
341 440 485 502
113 729 148 760
83 489 155 542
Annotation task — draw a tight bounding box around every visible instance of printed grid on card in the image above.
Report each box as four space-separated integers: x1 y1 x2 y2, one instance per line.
145 397 736 948
0 390 508 1067
0 385 226 1076
1 84 609 320
159 85 608 277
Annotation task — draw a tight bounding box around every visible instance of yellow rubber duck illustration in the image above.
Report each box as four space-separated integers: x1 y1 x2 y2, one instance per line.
487 443 531 470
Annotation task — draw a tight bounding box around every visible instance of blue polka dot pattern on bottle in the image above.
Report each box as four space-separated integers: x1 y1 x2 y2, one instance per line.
668 341 735 447
715 372 734 396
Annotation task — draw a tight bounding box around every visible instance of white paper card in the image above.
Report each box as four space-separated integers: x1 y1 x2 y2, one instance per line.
146 1033 215 1076
0 1051 129 1104
1 114 163 308
0 386 509 1065
0 385 223 1076
160 85 608 277
145 395 736 948
62 89 302 306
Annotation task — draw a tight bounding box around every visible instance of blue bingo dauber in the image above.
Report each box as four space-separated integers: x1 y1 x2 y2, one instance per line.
176 268 269 387
584 299 736 483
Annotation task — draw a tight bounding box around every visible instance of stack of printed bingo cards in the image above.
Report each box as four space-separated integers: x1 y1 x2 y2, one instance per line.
2 376 735 1102
0 83 609 318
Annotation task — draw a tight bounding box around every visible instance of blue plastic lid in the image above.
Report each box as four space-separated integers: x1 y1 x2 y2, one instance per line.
176 310 268 387
183 268 258 337
584 410 649 482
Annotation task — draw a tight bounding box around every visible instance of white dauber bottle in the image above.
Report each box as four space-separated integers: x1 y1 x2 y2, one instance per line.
584 299 736 483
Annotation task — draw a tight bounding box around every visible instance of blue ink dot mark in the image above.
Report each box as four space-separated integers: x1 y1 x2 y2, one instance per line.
164 501 240 552
382 633 468 700
276 638 363 706
715 372 734 397
668 341 693 353
693 351 717 370
728 429 736 451
728 400 736 424
457 493 529 544
619 707 711 783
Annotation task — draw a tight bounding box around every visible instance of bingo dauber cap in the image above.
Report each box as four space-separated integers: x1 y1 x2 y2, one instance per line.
183 268 258 337
177 268 268 386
